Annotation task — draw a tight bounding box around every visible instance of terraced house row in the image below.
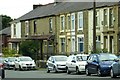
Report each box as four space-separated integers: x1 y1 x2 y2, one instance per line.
9 2 120 59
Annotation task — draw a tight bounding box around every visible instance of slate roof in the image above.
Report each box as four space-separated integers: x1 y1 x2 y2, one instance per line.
12 2 119 22
0 27 11 35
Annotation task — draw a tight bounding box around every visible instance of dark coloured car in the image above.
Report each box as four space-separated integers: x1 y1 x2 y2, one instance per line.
0 57 5 79
85 53 118 76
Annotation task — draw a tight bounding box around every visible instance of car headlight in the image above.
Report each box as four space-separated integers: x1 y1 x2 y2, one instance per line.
57 64 61 66
21 63 26 65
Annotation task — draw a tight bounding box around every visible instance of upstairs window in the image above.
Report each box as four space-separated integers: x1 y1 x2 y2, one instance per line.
96 10 99 27
25 21 29 36
104 9 108 26
78 12 83 30
60 16 65 31
33 20 37 34
49 18 53 32
67 15 71 30
13 23 16 36
109 8 114 27
71 13 75 30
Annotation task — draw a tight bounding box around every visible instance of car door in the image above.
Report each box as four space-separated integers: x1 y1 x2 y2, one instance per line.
14 58 20 68
88 55 98 73
47 57 53 70
66 56 72 70
71 56 76 71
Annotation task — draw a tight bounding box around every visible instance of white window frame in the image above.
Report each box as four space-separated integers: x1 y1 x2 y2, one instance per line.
103 9 108 26
25 21 29 36
77 36 84 52
13 23 16 37
67 14 71 31
78 12 83 30
49 18 53 32
71 13 75 31
96 10 100 28
60 15 65 32
109 8 114 27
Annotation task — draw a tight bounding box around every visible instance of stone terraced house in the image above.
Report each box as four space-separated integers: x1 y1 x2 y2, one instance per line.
9 2 120 60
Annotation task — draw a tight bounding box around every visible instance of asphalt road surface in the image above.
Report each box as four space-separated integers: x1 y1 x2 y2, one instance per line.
2 69 120 80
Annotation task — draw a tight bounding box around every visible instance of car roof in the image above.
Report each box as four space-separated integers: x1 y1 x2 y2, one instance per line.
90 53 114 56
51 55 67 57
76 54 89 56
18 56 32 58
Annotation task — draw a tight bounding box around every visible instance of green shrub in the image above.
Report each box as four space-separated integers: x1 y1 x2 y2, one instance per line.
2 47 17 57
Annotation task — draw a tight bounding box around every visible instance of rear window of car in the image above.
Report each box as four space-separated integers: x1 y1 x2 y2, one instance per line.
20 57 33 61
54 56 67 61
76 56 88 61
99 54 118 61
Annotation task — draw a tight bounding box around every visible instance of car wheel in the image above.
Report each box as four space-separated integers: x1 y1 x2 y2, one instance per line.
19 65 22 71
47 68 50 73
14 66 17 71
97 68 102 76
67 67 71 74
1 69 5 79
86 67 91 76
76 67 80 74
53 66 58 73
110 69 116 78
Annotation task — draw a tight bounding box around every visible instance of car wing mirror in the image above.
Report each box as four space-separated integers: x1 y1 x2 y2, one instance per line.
71 60 76 63
93 60 98 63
52 61 55 63
114 59 119 62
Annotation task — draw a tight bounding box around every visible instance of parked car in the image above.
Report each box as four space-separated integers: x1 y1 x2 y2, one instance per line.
85 53 118 76
46 55 67 73
0 57 5 79
14 56 36 70
3 57 16 69
66 54 89 74
110 58 120 78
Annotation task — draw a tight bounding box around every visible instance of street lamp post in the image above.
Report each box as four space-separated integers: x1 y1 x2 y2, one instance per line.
93 1 96 53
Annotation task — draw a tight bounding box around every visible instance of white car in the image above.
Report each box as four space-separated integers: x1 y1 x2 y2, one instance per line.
46 55 67 73
14 56 36 70
66 54 89 74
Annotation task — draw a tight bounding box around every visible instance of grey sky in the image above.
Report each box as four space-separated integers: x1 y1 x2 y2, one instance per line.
0 0 54 19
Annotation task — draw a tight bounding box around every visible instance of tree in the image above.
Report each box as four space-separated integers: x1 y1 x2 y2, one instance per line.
19 40 40 60
1 15 13 29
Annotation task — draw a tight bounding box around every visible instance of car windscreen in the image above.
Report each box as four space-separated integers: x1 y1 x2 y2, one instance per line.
76 56 88 61
8 58 16 62
54 57 67 61
20 57 33 61
99 54 118 61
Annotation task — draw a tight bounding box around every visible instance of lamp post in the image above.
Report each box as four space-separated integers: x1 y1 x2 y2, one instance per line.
93 1 96 53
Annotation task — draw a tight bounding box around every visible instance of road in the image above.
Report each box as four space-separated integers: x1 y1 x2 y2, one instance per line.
2 69 120 80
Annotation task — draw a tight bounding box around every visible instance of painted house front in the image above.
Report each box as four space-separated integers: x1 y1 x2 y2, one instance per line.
9 21 21 52
88 4 120 54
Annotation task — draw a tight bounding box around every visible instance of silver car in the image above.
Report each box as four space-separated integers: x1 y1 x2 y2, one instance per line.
110 59 120 78
4 57 16 69
46 55 67 73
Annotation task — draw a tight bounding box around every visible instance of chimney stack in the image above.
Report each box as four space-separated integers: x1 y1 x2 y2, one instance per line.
33 4 43 9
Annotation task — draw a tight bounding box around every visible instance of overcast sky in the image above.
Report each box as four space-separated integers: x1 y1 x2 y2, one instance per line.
0 0 54 19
